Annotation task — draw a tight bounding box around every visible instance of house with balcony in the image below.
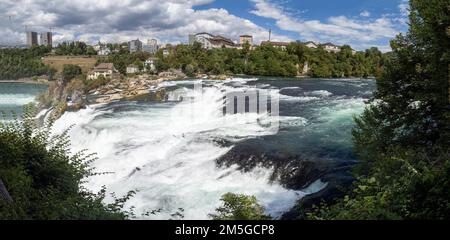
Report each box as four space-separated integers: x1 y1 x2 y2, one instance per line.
87 63 118 80
126 64 140 74
189 32 236 49
320 42 341 53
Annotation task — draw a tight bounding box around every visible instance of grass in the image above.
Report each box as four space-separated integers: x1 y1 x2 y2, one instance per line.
42 55 98 75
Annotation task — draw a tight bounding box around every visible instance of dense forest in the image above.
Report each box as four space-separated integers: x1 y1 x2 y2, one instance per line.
0 46 55 80
54 41 97 56
305 0 449 220
154 42 387 78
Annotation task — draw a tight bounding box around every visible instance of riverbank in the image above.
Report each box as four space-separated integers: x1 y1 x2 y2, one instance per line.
0 79 50 84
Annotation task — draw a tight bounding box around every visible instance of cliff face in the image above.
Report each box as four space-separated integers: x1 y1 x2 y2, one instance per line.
38 77 86 117
91 74 181 104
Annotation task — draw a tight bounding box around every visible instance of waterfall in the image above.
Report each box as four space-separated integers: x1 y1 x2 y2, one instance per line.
52 79 326 219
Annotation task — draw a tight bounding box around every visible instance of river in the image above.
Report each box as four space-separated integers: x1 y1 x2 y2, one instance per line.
0 82 48 119
1 77 375 219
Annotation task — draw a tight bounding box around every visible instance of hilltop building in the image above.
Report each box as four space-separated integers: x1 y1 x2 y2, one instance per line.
126 64 140 74
40 32 52 47
162 48 170 57
26 32 38 47
142 39 158 54
98 47 111 56
145 57 158 72
87 63 119 80
304 41 318 49
189 32 236 49
239 35 253 45
128 39 143 53
320 42 341 53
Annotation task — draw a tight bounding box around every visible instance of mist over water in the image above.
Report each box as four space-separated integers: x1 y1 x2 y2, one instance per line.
0 83 47 118
51 77 375 219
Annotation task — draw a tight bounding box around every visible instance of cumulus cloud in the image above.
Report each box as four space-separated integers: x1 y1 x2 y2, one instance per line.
249 0 404 51
360 10 371 17
0 0 289 46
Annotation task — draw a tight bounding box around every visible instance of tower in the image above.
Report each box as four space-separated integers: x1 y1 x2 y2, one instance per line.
40 32 53 47
26 31 38 47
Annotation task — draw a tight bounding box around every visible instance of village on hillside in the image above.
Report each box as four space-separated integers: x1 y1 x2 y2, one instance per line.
17 30 360 82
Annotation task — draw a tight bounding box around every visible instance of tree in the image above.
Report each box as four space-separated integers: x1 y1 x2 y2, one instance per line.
0 46 54 80
62 64 82 84
209 193 271 220
0 105 135 219
308 0 450 220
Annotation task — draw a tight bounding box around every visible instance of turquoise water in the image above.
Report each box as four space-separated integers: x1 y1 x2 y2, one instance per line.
0 82 48 119
51 77 375 219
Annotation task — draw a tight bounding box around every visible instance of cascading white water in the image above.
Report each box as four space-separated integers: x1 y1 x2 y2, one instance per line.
52 79 326 219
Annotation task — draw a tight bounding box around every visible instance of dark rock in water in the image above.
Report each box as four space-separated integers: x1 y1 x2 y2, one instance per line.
272 160 327 190
216 140 332 190
148 88 167 102
281 165 355 220
216 138 357 219
212 138 234 148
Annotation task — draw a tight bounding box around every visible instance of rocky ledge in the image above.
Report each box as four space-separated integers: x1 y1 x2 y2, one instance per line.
91 71 187 104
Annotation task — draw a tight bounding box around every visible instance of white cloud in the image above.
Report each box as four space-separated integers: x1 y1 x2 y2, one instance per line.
360 10 371 17
249 0 404 51
398 0 410 16
0 0 290 46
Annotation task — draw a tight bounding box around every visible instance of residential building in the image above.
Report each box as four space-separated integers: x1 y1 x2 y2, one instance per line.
128 39 143 53
40 32 52 47
148 39 158 47
261 41 291 50
189 32 236 49
26 31 38 47
143 39 159 54
304 41 318 49
93 44 101 51
98 48 111 56
126 64 140 74
320 42 341 53
145 57 158 72
87 63 118 80
162 49 170 57
93 43 111 56
188 34 196 45
239 35 253 45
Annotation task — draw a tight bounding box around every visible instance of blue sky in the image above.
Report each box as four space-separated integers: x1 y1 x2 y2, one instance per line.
195 0 409 51
1 0 409 51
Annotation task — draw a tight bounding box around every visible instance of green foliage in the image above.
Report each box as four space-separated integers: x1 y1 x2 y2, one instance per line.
54 41 96 56
209 193 271 220
0 46 54 80
154 42 386 78
84 74 109 91
97 51 150 75
308 0 450 220
0 105 134 219
62 64 82 84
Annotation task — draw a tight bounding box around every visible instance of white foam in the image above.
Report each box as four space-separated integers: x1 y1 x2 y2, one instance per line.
305 90 333 97
0 93 37 106
53 79 321 219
